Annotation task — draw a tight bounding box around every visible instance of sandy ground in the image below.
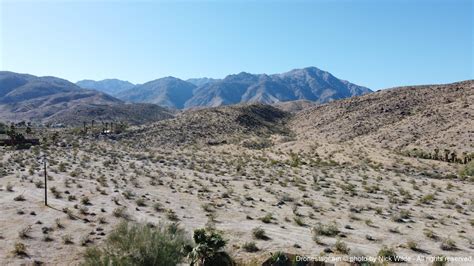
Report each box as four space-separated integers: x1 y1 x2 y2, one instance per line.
0 132 473 265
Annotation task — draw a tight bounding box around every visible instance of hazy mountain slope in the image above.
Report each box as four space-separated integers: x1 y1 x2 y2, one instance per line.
186 77 220 87
184 72 262 108
291 80 474 153
184 67 370 108
0 71 173 125
117 77 196 109
276 67 371 103
76 79 135 96
0 71 86 104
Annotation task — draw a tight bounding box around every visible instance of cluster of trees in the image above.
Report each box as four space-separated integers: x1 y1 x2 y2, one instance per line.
404 148 473 164
0 122 39 149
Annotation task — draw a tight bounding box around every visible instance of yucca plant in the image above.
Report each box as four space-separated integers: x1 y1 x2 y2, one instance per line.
188 228 233 266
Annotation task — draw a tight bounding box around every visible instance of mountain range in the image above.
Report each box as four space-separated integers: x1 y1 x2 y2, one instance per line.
76 67 371 109
0 71 172 125
0 66 371 124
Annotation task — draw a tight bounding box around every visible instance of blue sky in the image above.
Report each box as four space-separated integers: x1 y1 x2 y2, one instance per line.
0 0 472 90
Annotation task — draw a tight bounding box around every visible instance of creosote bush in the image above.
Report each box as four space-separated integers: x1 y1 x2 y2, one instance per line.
377 246 401 262
83 221 192 266
312 221 340 237
252 227 268 240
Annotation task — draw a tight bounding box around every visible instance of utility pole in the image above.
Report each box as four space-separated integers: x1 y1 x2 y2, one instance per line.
43 155 48 206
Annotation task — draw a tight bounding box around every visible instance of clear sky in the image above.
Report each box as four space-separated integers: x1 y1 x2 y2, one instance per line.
0 0 472 90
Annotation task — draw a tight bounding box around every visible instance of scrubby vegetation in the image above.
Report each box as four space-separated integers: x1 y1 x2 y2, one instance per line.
82 221 192 266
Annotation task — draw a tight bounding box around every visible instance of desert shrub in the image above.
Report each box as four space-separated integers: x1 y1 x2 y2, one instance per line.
377 246 401 262
166 209 179 221
81 196 91 205
35 180 44 188
12 242 27 257
242 241 259 252
252 227 268 240
334 239 350 254
18 225 32 239
391 209 411 223
440 238 457 251
293 216 306 226
201 203 214 213
423 229 438 240
83 221 192 266
268 252 290 265
153 202 163 212
62 234 73 244
459 161 474 177
432 255 448 266
312 221 340 237
112 207 128 219
419 194 436 204
260 213 273 224
135 198 146 207
406 240 418 250
13 194 25 201
188 228 233 266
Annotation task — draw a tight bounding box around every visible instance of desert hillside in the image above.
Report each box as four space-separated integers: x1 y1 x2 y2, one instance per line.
126 104 291 148
292 80 474 153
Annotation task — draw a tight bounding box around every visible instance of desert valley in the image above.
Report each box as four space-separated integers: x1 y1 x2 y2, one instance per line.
0 68 472 265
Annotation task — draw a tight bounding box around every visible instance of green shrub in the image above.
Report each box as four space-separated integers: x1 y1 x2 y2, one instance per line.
188 228 233 266
460 161 474 177
377 246 401 262
242 241 259 252
432 255 448 266
252 227 268 240
82 221 192 266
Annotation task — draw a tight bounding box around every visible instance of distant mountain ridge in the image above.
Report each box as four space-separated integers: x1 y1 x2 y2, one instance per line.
116 77 197 109
186 77 220 87
114 67 371 109
76 79 135 96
